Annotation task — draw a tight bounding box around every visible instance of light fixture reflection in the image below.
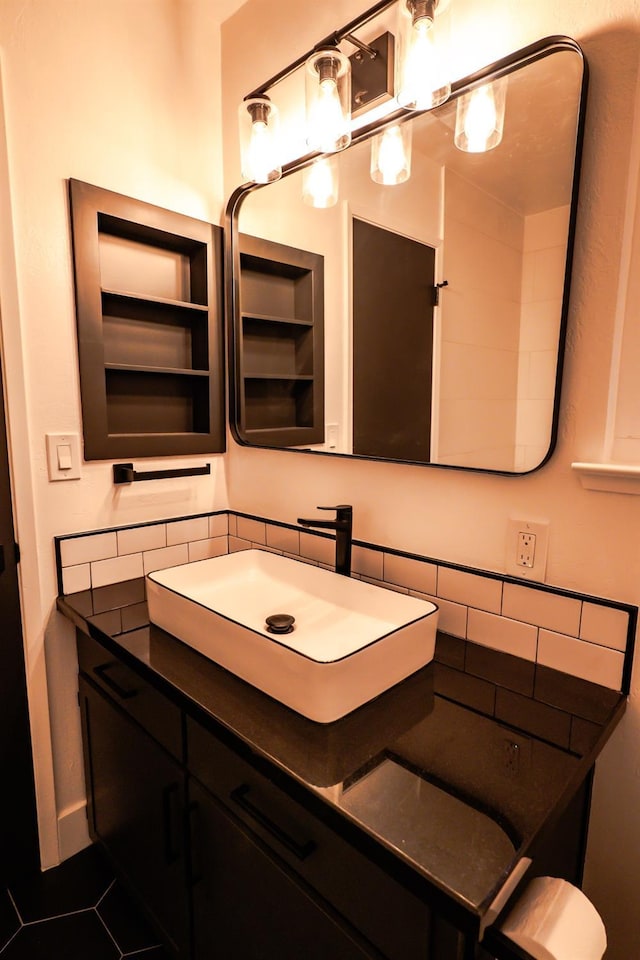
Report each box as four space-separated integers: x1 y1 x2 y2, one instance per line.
454 77 507 152
370 123 412 185
238 96 281 183
302 157 339 208
305 47 351 153
396 0 451 110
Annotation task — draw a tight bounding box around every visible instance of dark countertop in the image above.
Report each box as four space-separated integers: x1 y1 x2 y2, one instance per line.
58 577 626 931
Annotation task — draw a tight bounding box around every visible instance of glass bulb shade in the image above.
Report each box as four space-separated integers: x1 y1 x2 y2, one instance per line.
302 157 339 208
370 123 412 185
238 97 282 183
395 0 451 110
454 76 507 152
305 48 351 153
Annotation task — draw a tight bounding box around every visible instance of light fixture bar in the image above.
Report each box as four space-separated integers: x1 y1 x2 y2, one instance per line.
244 0 397 99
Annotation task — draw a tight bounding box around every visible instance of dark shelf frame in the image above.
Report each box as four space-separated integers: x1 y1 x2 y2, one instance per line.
234 234 325 448
69 179 225 460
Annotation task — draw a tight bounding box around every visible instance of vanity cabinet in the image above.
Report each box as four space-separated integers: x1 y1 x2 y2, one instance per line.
73 622 602 960
236 234 324 447
76 630 443 960
69 180 225 460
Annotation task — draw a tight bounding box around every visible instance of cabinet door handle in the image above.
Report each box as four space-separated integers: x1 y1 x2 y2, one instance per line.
230 783 316 862
162 782 181 865
94 662 138 700
187 801 202 886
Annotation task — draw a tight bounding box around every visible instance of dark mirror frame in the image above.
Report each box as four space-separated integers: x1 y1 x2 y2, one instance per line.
225 36 588 476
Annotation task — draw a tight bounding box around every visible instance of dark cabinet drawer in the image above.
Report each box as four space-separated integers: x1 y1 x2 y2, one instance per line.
77 631 182 761
187 717 431 960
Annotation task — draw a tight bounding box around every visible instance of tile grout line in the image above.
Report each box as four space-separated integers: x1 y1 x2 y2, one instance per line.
93 901 125 957
0 890 23 955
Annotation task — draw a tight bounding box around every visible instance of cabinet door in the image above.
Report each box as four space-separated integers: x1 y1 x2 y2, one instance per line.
79 676 189 957
189 778 376 960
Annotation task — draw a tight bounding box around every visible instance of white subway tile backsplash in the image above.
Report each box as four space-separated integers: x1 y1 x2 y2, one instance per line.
60 531 117 567
467 608 538 661
352 546 383 581
384 553 437 595
188 537 228 562
300 532 335 566
266 524 300 554
438 567 502 614
415 595 467 639
229 536 252 553
503 583 581 635
117 524 166 556
143 544 189 574
92 553 144 589
236 516 266 544
580 603 629 652
56 511 633 693
209 514 229 539
166 517 209 546
538 630 624 690
62 563 91 595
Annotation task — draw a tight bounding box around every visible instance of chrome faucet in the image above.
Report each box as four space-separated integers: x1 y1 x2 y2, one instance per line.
297 505 353 577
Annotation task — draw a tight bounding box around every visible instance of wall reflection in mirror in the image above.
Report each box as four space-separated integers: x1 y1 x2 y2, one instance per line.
231 41 586 474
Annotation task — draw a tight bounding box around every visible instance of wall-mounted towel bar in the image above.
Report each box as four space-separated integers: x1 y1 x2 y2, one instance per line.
113 463 211 484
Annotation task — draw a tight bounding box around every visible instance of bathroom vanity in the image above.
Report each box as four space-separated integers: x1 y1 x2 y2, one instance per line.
58 578 625 960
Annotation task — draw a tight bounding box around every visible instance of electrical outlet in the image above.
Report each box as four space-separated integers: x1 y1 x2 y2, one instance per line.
506 518 549 581
517 531 536 568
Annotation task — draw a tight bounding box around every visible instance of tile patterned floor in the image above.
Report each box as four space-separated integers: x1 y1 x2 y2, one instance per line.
0 845 170 959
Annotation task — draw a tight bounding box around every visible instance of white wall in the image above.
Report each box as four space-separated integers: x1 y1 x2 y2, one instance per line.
222 2 640 957
439 168 522 470
516 205 570 470
0 0 230 866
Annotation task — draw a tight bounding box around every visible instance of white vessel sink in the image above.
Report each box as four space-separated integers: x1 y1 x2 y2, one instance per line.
146 549 439 723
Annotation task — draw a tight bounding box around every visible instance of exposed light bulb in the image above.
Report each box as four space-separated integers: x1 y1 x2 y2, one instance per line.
306 49 351 153
246 120 277 183
465 87 497 150
371 124 412 185
396 0 451 110
312 76 346 152
454 77 507 153
302 157 338 208
239 97 281 183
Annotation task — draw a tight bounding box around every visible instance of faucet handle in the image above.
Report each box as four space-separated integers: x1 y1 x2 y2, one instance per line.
318 504 352 521
317 504 352 512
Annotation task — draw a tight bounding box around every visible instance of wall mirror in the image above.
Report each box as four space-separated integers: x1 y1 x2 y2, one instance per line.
227 37 587 474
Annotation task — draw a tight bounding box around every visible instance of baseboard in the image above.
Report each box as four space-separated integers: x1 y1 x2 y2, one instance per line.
57 799 90 863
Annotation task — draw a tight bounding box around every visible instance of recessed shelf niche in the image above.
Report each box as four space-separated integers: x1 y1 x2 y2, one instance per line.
236 234 324 447
69 180 224 460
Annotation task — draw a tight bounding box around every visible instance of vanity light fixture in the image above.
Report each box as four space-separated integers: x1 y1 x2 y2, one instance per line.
238 95 282 183
395 0 452 110
454 76 508 152
370 122 412 184
302 156 339 208
305 45 352 153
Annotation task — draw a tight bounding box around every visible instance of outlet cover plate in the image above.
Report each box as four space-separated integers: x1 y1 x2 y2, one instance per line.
506 518 549 582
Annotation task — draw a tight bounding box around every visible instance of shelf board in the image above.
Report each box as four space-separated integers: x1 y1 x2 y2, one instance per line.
102 288 208 312
105 363 210 377
241 312 313 328
243 374 314 382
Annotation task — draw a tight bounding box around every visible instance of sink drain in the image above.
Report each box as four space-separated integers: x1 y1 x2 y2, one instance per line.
265 613 295 635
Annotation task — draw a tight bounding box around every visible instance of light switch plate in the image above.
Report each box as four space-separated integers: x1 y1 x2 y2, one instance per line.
46 433 82 481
